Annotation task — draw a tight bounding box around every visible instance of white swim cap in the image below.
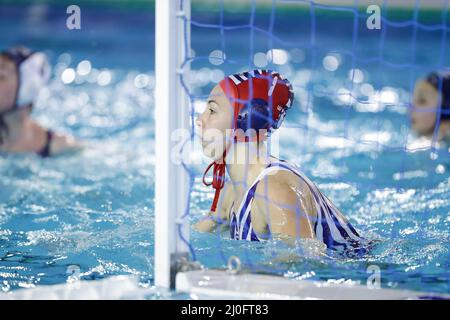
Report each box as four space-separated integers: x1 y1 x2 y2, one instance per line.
17 52 51 107
2 47 51 111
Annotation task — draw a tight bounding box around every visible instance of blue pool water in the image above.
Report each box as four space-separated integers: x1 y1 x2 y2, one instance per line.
0 3 449 296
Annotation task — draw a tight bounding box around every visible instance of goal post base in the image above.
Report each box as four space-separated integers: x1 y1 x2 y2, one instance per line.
176 269 450 300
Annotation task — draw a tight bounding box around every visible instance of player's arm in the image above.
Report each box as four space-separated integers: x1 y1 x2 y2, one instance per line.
193 181 233 233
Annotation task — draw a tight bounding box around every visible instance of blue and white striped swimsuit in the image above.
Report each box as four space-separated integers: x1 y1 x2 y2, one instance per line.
229 161 366 252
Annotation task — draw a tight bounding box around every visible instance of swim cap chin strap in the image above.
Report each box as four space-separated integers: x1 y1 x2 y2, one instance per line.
202 157 227 213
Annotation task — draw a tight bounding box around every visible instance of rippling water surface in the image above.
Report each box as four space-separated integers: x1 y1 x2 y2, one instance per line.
0 3 449 296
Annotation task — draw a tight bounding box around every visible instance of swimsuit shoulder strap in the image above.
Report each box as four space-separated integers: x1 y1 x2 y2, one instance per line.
232 162 297 239
37 129 53 158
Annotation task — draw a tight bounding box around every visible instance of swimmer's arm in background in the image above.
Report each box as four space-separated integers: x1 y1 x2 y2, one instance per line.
50 132 85 156
193 181 233 233
32 120 85 156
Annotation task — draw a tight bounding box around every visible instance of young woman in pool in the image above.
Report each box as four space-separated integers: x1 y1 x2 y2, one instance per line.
0 46 81 157
195 70 365 253
411 71 450 143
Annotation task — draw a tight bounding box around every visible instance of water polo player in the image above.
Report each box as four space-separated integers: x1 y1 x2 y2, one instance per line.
195 70 366 254
0 46 81 157
411 71 450 142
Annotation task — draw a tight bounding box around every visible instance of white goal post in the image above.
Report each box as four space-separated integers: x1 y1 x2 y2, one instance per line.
154 0 191 289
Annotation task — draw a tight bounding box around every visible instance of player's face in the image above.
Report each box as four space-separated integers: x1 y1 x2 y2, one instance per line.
0 55 18 113
411 80 440 136
196 85 234 160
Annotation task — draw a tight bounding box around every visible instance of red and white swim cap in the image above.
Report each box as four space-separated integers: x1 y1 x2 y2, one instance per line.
219 69 294 135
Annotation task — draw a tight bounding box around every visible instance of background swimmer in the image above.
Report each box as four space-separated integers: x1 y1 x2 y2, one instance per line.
0 47 82 157
411 71 450 143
